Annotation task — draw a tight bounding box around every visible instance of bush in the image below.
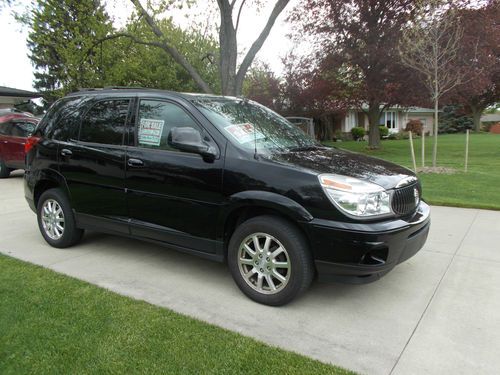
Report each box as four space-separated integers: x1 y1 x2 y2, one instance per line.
379 126 389 138
351 126 365 140
387 131 410 140
405 119 423 135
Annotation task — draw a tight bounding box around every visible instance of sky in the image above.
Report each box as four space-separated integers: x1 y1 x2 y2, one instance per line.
0 0 300 91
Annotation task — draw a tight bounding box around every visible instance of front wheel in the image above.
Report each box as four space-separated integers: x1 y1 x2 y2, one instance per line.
228 215 314 306
37 188 83 248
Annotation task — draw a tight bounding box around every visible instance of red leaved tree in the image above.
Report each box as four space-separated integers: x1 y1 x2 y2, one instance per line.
289 0 421 148
450 0 500 131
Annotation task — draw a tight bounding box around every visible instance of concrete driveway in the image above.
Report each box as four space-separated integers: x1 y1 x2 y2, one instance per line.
1 171 499 375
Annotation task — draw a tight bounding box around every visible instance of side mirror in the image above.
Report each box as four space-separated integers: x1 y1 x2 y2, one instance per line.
168 127 217 160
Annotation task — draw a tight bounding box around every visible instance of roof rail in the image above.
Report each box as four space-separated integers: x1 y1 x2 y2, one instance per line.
103 86 145 90
76 86 148 92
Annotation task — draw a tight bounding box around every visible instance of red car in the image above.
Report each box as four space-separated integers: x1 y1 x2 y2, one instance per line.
0 113 39 178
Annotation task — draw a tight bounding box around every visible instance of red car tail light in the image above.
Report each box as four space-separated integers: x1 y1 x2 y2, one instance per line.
25 136 41 154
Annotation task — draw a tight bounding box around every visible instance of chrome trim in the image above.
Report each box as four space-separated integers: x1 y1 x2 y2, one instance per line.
396 176 418 188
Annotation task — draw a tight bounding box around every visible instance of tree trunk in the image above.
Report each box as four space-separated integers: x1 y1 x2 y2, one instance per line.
218 1 238 96
471 105 483 132
367 104 380 149
432 97 438 167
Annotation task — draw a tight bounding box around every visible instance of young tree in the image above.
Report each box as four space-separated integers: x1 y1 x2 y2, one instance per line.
106 0 290 96
290 0 419 148
399 1 469 167
26 0 114 100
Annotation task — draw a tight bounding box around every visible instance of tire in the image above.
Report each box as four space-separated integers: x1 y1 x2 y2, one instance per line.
0 159 11 178
228 215 314 306
37 188 83 248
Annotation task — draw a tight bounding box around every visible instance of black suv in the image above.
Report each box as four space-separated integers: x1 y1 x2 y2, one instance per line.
25 88 430 306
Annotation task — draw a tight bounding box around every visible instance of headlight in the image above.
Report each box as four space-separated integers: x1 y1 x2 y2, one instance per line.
318 174 392 217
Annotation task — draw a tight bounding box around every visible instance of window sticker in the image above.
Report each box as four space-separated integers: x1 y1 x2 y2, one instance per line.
224 123 265 144
138 118 165 146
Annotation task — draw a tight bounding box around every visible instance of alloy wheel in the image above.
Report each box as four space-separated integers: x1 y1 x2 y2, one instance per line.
237 232 291 295
41 199 65 240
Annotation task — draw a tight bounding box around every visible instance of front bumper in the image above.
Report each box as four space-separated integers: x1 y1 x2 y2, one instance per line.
306 202 430 283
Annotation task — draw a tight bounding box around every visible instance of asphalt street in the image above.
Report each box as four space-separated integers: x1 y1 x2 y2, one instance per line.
1 171 499 375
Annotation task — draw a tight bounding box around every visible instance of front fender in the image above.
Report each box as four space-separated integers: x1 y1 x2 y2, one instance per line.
224 190 314 223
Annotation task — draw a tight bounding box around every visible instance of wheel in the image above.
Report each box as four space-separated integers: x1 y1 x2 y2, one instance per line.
228 215 314 306
37 188 83 248
0 159 11 178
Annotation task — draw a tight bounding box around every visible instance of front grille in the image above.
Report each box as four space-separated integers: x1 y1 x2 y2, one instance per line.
392 183 421 216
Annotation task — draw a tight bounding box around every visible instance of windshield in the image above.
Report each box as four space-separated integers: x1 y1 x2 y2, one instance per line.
192 97 318 154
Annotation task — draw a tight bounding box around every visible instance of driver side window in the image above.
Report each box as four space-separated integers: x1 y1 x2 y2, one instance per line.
137 100 202 152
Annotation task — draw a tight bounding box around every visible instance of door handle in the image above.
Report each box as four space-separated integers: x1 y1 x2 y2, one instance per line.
60 148 73 157
127 158 144 167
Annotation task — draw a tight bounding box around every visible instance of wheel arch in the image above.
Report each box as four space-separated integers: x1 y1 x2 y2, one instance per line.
220 191 313 255
33 169 71 208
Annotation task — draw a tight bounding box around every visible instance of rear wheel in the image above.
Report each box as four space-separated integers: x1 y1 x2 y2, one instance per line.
37 188 83 248
0 159 11 178
228 215 314 306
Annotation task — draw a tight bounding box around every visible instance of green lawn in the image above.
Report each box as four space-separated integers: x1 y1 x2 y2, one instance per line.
0 254 353 375
325 133 500 210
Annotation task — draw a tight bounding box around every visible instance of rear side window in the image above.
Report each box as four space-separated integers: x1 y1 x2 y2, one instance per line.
136 100 201 151
0 122 13 135
79 99 130 145
37 96 89 140
11 121 36 137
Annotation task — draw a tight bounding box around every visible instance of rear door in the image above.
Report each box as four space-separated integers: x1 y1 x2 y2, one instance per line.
125 97 224 254
58 97 133 233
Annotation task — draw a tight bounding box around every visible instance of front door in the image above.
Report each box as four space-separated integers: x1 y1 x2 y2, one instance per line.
58 98 132 233
125 98 224 254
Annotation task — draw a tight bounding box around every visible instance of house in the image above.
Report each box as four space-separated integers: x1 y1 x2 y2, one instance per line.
341 106 437 135
0 86 40 110
481 113 500 124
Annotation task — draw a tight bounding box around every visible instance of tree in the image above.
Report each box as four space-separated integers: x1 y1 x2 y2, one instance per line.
105 0 290 96
399 0 469 167
450 0 500 131
290 0 419 148
26 0 114 100
243 62 283 112
105 18 221 93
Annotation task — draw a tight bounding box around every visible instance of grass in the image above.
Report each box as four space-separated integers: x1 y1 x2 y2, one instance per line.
0 254 354 375
325 133 500 210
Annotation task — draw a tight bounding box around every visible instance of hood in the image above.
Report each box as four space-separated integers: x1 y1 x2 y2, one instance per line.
267 146 414 190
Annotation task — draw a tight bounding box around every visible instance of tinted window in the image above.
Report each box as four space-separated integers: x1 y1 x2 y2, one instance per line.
137 100 202 151
11 121 36 137
0 122 12 135
51 97 91 141
80 99 129 145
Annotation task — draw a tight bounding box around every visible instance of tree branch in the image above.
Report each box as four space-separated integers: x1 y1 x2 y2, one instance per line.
235 0 247 32
234 0 289 93
129 0 213 93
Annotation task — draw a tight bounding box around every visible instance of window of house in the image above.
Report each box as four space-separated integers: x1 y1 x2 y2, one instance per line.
379 111 397 129
136 100 202 151
79 99 130 145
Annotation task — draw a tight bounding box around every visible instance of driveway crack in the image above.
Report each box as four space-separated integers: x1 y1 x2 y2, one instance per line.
388 209 480 375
